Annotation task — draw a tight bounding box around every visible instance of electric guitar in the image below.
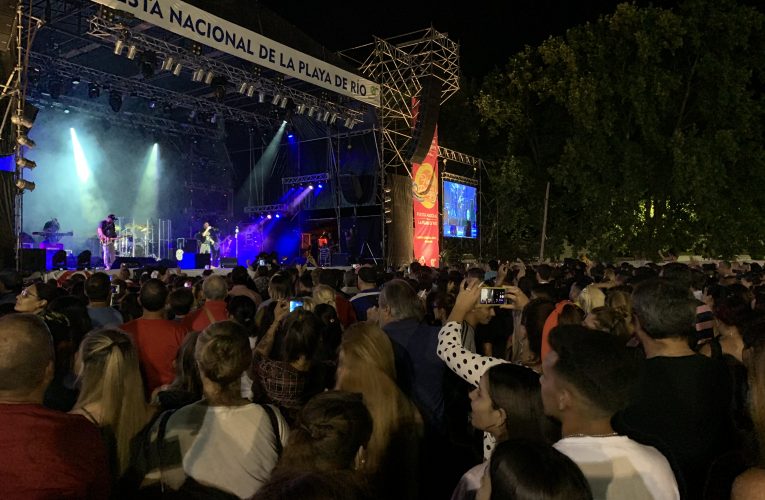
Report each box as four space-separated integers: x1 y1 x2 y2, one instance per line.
98 234 125 244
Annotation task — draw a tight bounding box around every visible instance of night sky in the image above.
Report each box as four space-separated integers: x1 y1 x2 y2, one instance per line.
259 0 626 77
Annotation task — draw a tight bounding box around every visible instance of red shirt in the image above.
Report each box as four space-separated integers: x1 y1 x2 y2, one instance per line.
121 318 188 395
335 293 357 328
0 403 111 499
181 300 229 332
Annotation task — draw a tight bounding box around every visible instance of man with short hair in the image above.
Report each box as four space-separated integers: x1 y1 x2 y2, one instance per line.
612 278 736 499
85 271 123 328
182 274 229 331
0 314 110 498
97 213 118 270
542 325 679 499
350 266 380 321
168 287 194 322
121 279 188 395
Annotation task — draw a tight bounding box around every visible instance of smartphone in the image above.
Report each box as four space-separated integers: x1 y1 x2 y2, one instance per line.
110 284 120 295
289 299 304 312
258 259 267 266
479 287 506 306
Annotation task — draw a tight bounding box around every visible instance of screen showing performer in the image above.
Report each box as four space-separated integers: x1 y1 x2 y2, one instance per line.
442 181 478 239
97 214 118 270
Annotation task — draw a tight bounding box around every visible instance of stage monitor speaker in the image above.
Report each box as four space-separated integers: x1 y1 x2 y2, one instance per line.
195 253 211 269
331 253 350 267
113 256 157 269
406 75 441 165
220 257 238 269
20 248 45 273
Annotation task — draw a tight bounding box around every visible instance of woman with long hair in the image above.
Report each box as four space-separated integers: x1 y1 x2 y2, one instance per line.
70 328 150 479
335 322 422 500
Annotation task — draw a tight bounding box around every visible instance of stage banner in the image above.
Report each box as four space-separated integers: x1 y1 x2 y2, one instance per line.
91 0 380 107
412 127 439 267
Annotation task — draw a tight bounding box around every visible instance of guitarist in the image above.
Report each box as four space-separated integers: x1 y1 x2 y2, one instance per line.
97 214 119 270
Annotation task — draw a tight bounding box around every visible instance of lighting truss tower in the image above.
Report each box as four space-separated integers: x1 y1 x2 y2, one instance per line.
359 28 460 264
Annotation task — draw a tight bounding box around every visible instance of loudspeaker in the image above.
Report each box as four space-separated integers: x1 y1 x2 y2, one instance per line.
220 257 238 269
331 253 350 266
339 174 363 204
195 253 211 269
406 75 441 164
20 248 46 273
113 256 157 269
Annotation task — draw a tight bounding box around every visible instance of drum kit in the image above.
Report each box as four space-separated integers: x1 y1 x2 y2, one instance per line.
115 221 153 258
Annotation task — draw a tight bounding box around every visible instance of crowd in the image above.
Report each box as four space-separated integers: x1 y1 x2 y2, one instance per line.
0 256 764 499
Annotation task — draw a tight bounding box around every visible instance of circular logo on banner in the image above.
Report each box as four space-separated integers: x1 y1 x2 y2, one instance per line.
413 162 437 209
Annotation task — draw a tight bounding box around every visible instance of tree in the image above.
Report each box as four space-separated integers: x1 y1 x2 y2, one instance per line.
478 0 765 259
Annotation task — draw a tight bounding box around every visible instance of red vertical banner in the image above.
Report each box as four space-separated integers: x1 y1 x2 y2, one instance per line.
412 128 440 267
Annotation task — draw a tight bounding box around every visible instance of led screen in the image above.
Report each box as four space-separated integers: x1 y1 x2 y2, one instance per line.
442 181 477 239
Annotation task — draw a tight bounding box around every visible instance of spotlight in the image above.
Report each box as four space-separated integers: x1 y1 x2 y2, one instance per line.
266 214 272 219
385 217 393 224
114 39 125 56
257 90 265 102
275 213 281 219
329 113 338 125
384 186 392 193
308 184 314 190
344 117 352 128
109 91 122 112
317 183 323 189
287 132 294 139
148 99 157 109
16 179 35 191
172 62 182 76
280 97 288 108
238 81 248 94
246 85 256 98
161 56 175 71
71 76 80 85
296 103 306 114
384 207 392 214
210 113 218 124
87 82 100 98
126 44 138 60
17 135 36 148
16 157 36 169
307 106 316 118
204 70 214 85
384 196 392 203
191 68 205 82
11 104 38 128
321 110 330 122
76 250 92 270
347 119 356 130
272 94 281 106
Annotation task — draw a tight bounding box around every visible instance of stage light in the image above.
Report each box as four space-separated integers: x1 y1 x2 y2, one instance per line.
114 39 125 56
109 91 122 112
321 110 330 122
16 179 35 191
267 214 272 219
52 250 67 269
210 113 218 124
172 63 182 76
245 85 255 98
16 157 36 169
87 82 100 98
126 44 138 60
307 106 316 118
344 117 352 128
70 128 92 182
11 113 33 128
71 76 80 85
384 207 392 214
257 90 265 102
272 94 281 105
385 217 393 224
204 70 215 85
191 68 205 82
280 97 288 108
238 81 248 94
17 135 36 148
76 250 92 269
329 113 338 125
308 184 314 190
384 186 392 193
318 183 324 189
161 56 175 71
287 132 294 139
384 196 392 203
275 213 281 219
296 103 306 114
63 108 70 114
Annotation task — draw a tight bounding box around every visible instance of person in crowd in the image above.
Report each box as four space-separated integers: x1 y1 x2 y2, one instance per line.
121 279 188 396
451 363 560 499
341 269 359 297
0 268 22 306
295 271 314 297
335 322 422 500
583 306 631 340
575 283 606 315
612 278 736 499
430 291 456 326
374 278 445 431
318 270 357 328
151 330 203 412
312 284 337 309
543 325 679 499
167 286 194 322
253 470 370 500
475 439 592 500
229 265 263 306
117 289 143 323
70 328 151 480
84 272 123 328
513 298 556 371
182 274 229 331
350 266 380 321
698 286 752 362
259 273 294 311
732 330 765 499
0 314 111 499
228 295 258 399
14 281 57 315
250 304 324 424
274 391 372 475
140 321 288 498
313 302 343 365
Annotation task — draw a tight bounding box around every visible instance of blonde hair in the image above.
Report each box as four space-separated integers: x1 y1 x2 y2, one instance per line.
312 285 336 309
576 284 605 315
195 321 251 388
336 322 420 472
75 329 148 475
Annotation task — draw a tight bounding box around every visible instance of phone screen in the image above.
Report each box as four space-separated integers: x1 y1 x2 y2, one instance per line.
258 259 267 266
479 287 506 305
289 300 304 312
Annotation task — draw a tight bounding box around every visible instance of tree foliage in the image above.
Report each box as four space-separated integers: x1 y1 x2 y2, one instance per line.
477 0 765 259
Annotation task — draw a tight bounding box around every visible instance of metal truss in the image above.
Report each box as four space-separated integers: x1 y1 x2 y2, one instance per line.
441 171 479 187
29 51 275 128
26 93 225 138
281 173 329 186
88 15 366 125
243 203 286 214
439 146 482 168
